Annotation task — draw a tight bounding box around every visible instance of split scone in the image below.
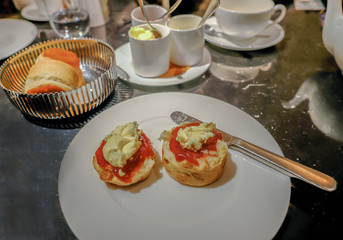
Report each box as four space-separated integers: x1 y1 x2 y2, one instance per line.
161 122 228 186
25 48 85 94
93 122 155 186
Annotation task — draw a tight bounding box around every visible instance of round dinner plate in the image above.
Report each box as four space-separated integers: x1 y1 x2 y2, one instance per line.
205 17 285 51
21 3 49 22
115 43 211 86
0 19 37 60
58 92 291 240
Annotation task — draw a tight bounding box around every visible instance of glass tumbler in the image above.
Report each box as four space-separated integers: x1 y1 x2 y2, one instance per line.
50 8 90 39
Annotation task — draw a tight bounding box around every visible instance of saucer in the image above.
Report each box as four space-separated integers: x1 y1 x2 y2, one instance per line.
204 17 285 51
21 3 49 22
115 42 211 86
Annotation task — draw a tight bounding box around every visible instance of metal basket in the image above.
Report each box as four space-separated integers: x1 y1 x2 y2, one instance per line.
0 38 117 119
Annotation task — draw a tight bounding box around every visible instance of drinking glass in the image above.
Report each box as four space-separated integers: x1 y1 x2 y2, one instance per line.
50 8 90 39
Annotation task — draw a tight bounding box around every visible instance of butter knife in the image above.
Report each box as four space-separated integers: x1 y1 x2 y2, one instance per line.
171 111 337 192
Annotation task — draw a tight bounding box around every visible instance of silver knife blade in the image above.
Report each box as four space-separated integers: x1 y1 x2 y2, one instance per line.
171 111 337 192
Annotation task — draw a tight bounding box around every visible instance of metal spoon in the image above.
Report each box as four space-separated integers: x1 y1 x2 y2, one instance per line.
204 24 221 36
198 0 220 27
204 24 251 47
137 0 162 38
158 0 183 20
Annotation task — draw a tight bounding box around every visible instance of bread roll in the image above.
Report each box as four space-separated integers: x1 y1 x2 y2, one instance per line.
25 48 85 94
93 122 155 186
35 48 84 87
161 122 228 186
25 59 80 94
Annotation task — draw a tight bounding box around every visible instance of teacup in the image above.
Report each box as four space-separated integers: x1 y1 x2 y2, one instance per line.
12 0 34 10
167 14 204 66
215 0 286 40
131 5 168 26
129 24 170 77
35 0 61 16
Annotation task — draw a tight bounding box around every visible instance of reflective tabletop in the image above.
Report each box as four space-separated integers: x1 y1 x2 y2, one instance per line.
0 0 342 239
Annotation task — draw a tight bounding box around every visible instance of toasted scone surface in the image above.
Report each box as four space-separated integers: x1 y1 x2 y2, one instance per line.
161 122 228 186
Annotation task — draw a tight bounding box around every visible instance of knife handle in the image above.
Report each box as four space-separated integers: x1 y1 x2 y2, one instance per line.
230 138 337 192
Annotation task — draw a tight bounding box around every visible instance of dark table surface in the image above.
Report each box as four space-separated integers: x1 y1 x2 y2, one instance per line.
0 0 342 239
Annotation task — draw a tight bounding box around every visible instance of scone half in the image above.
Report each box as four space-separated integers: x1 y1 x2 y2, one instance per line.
93 122 155 186
162 122 228 186
24 48 85 94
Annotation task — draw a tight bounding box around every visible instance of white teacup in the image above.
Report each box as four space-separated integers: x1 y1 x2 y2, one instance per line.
129 24 170 77
215 0 286 40
167 14 204 66
12 0 34 10
35 0 61 16
131 5 168 27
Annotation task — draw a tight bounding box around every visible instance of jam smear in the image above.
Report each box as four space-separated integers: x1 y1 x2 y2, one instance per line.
95 132 154 183
159 62 191 78
169 122 222 166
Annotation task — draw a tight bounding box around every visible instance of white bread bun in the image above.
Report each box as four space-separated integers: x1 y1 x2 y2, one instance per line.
24 59 80 93
35 52 84 87
161 123 228 186
93 123 155 186
25 48 85 94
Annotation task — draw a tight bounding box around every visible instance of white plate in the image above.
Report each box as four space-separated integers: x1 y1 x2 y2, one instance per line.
0 19 37 60
21 3 49 22
59 92 291 240
205 17 285 51
115 42 211 86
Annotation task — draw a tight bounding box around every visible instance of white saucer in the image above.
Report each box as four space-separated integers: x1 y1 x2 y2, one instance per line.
21 3 49 22
115 42 211 86
205 17 285 51
0 19 37 60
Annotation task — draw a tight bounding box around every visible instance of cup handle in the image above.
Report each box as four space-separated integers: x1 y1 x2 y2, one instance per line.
265 4 286 29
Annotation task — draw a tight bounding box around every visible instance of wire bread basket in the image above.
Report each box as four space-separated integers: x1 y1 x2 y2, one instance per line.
0 38 117 119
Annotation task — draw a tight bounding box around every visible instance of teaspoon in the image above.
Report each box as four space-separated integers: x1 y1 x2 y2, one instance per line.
204 24 251 47
198 0 220 27
137 0 162 38
158 0 183 20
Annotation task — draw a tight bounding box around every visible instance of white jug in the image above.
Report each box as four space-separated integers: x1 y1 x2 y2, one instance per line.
322 0 343 71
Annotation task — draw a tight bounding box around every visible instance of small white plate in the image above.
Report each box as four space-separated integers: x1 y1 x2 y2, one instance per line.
59 92 291 240
21 3 49 22
115 42 211 86
205 17 285 51
0 19 37 60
